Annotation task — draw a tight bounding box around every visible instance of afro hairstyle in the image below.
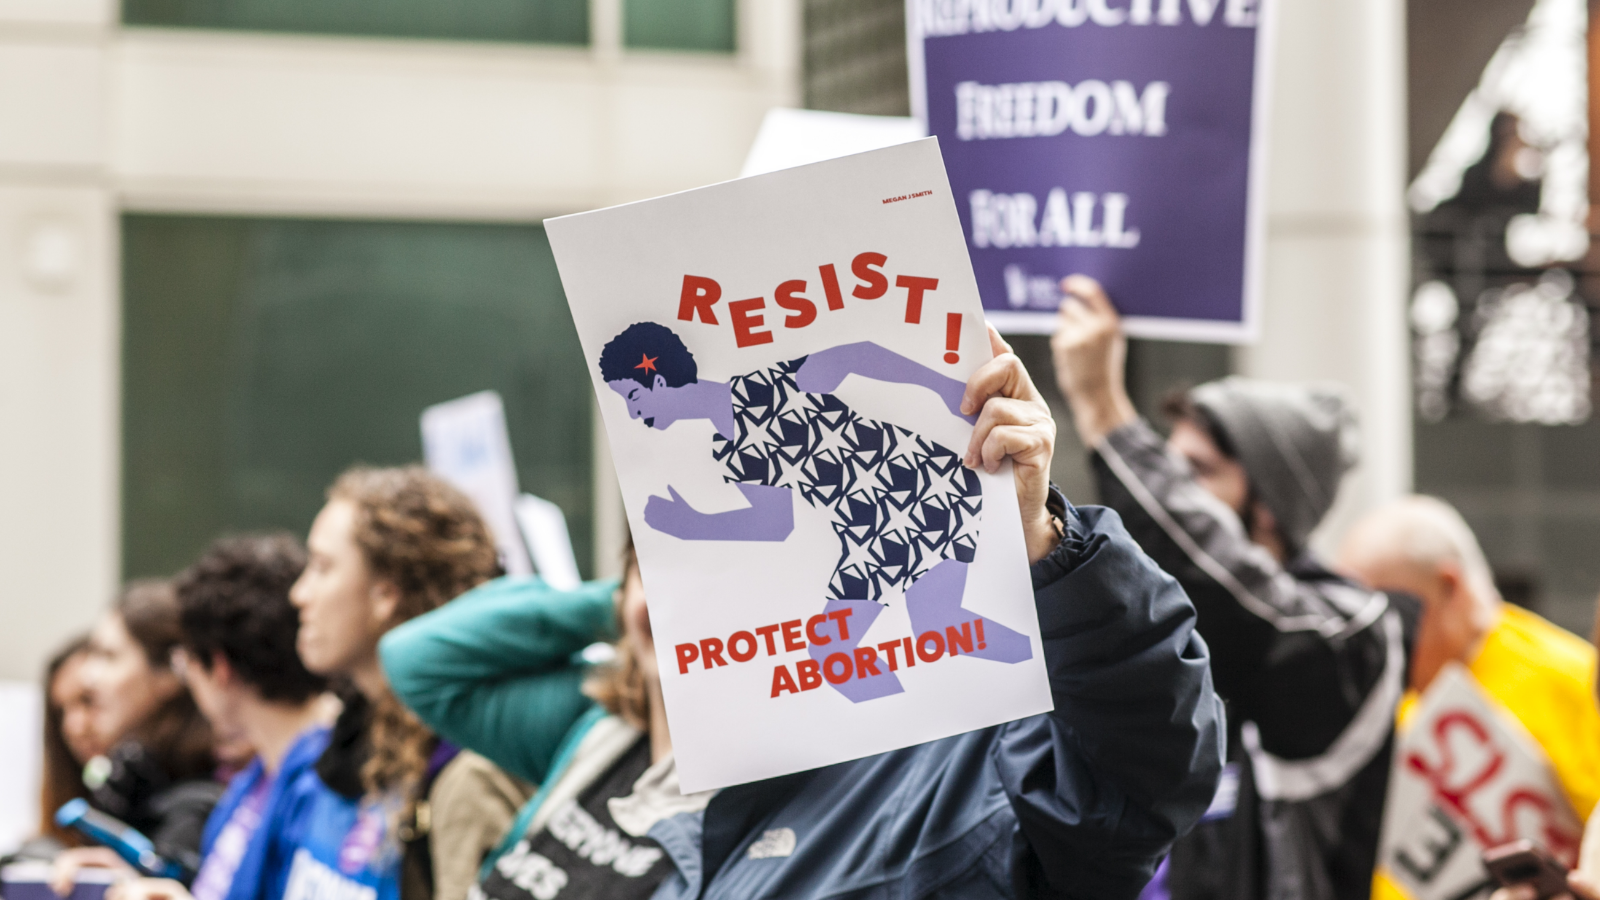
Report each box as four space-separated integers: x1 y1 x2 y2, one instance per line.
599 321 698 389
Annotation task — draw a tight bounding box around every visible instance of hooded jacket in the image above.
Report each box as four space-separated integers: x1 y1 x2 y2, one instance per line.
1187 378 1360 558
382 498 1226 899
1094 417 1418 900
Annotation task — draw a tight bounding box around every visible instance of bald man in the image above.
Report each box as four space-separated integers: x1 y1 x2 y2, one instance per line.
1339 496 1509 696
1340 496 1600 900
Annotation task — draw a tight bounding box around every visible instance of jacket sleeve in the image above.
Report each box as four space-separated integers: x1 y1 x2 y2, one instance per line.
151 781 226 882
428 752 533 900
379 576 619 785
1092 419 1401 759
996 498 1225 900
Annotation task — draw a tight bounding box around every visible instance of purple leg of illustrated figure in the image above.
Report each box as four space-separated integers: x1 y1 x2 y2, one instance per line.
904 560 1032 663
809 599 905 703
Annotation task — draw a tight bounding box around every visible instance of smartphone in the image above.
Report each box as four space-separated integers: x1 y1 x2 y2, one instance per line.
54 798 186 880
1483 840 1570 899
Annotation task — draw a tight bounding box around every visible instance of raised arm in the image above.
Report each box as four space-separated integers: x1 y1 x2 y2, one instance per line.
379 576 617 784
955 323 1222 893
795 342 974 423
1054 276 1405 761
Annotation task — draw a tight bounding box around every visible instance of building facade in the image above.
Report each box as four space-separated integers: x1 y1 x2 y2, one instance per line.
1 0 799 682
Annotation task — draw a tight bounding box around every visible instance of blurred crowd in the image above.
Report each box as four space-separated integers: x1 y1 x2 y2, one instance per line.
10 275 1600 900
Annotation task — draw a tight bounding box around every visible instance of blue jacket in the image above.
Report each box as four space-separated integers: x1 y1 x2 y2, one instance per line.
236 714 406 900
200 726 329 900
383 502 1226 899
262 781 401 900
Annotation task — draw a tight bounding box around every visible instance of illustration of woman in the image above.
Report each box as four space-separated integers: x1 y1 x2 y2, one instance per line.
599 321 1030 703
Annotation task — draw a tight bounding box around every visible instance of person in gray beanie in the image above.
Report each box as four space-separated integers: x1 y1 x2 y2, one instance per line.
1188 377 1362 557
1051 275 1418 900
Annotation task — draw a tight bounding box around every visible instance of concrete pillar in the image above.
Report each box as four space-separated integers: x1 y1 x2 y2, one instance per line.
1235 0 1413 556
0 0 118 681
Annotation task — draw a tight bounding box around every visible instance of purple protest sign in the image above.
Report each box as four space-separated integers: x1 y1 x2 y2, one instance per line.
908 0 1273 342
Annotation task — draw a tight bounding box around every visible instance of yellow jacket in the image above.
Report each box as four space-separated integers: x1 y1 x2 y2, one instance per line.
1375 604 1600 900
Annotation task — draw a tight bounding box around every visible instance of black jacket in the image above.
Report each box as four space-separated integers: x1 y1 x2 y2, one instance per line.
1094 420 1418 900
88 739 224 880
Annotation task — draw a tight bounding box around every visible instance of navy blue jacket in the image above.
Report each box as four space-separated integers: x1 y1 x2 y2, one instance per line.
384 502 1225 899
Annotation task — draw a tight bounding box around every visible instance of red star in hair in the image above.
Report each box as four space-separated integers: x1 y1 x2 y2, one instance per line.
635 353 659 374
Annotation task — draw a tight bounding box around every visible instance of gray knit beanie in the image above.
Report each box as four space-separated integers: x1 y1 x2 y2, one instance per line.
1187 377 1360 556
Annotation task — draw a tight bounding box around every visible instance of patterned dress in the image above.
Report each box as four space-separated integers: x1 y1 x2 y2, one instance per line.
711 357 983 603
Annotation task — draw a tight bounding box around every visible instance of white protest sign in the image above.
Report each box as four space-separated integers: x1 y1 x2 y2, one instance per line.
547 138 1053 792
514 493 582 591
0 681 41 855
1377 663 1582 900
3 860 116 900
741 108 924 178
421 391 533 577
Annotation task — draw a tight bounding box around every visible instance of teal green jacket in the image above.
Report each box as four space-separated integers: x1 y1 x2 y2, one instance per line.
377 575 618 787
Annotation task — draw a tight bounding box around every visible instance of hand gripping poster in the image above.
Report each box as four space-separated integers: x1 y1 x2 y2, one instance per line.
1375 664 1582 900
547 139 1053 793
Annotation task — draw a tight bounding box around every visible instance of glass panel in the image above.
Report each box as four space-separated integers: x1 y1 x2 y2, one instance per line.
123 0 589 45
1408 1 1593 426
1413 419 1517 490
123 215 595 580
803 0 910 115
624 0 735 52
1539 517 1600 634
1542 418 1600 487
1404 0 1598 640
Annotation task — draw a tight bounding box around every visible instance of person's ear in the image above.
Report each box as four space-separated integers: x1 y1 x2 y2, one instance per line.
1247 502 1289 562
207 652 236 690
1253 502 1272 530
1436 562 1465 604
652 374 667 391
1250 502 1279 540
149 664 184 701
369 579 402 629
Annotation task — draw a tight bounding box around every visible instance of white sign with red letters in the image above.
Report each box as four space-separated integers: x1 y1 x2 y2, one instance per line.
1377 663 1581 900
546 139 1053 793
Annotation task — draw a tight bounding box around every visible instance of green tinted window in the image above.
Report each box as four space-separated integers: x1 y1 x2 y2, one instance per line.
122 215 594 580
123 0 588 45
624 0 735 51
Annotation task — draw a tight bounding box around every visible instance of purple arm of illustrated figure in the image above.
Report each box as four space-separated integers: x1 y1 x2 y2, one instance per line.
794 342 977 425
643 483 795 542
